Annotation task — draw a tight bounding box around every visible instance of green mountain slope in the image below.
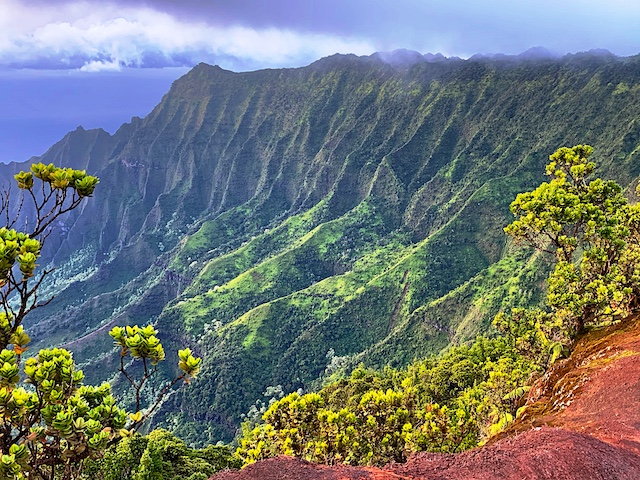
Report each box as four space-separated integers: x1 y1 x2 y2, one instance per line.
3 51 640 443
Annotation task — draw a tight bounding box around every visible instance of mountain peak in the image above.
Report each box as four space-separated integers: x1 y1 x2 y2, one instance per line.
372 49 425 66
517 46 559 59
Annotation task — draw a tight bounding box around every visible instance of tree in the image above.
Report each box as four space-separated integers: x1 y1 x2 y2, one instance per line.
0 163 200 480
81 429 241 480
497 145 640 355
235 337 535 467
108 326 201 432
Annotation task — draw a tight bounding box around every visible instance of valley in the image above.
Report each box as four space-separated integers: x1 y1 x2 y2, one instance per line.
2 50 640 446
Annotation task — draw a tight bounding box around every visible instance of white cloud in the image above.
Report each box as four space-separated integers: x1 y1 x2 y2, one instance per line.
4 0 638 72
79 59 123 73
0 0 376 71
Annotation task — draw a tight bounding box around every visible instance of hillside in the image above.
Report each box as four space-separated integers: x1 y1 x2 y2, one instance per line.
1 51 640 442
212 316 640 479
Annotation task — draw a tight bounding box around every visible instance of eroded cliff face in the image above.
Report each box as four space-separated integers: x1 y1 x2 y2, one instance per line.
2 53 640 442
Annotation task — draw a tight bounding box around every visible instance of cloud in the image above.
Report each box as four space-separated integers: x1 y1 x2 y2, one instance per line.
79 59 123 73
0 0 375 71
3 0 640 73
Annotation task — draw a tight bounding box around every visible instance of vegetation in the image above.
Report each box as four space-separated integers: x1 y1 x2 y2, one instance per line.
235 145 640 467
109 325 201 430
5 54 640 443
2 46 639 476
236 338 536 466
0 145 631 475
0 164 201 480
0 54 638 477
497 144 640 361
83 429 240 480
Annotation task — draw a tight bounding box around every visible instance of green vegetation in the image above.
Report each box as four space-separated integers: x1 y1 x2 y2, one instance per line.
0 165 202 480
6 54 640 444
236 337 537 466
0 164 123 480
109 325 201 430
497 145 640 361
83 429 240 480
1 53 639 477
169 198 391 336
234 145 640 467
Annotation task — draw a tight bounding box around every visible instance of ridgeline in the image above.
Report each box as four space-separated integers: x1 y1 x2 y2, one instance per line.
3 51 640 443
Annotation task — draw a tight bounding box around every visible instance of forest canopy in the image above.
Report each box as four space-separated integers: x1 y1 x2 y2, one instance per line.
235 145 640 467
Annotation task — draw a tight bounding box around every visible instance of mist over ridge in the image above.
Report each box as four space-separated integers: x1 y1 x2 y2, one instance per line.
1 50 640 444
3 46 633 164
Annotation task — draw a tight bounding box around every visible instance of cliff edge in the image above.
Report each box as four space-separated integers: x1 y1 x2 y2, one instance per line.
212 316 640 479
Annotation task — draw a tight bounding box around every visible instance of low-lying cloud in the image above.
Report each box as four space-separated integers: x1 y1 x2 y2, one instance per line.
0 0 375 71
3 0 640 73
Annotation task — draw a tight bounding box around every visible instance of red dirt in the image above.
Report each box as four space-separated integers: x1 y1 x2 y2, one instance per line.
212 317 640 479
212 456 406 480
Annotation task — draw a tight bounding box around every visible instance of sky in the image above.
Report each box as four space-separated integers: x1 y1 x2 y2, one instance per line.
1 0 640 162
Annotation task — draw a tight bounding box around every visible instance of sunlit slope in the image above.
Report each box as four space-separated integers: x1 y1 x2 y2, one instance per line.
1 52 639 442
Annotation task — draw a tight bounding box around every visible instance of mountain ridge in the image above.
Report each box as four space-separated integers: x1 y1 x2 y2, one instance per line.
2 51 640 442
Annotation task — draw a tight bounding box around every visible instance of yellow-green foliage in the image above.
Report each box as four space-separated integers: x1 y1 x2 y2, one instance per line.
171 198 389 336
0 166 199 480
0 166 134 480
26 163 98 197
236 337 537 467
499 145 640 352
108 324 201 432
0 345 128 480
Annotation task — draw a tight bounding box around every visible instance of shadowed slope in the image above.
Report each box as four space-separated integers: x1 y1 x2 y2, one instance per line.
1 53 640 442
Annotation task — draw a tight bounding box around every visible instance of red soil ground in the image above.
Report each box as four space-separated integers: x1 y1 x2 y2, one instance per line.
212 317 640 479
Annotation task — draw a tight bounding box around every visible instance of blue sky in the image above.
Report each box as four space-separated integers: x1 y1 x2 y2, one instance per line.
1 0 640 162
0 67 187 162
4 0 640 71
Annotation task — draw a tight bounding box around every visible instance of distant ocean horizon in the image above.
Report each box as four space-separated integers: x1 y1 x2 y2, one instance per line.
0 67 190 164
